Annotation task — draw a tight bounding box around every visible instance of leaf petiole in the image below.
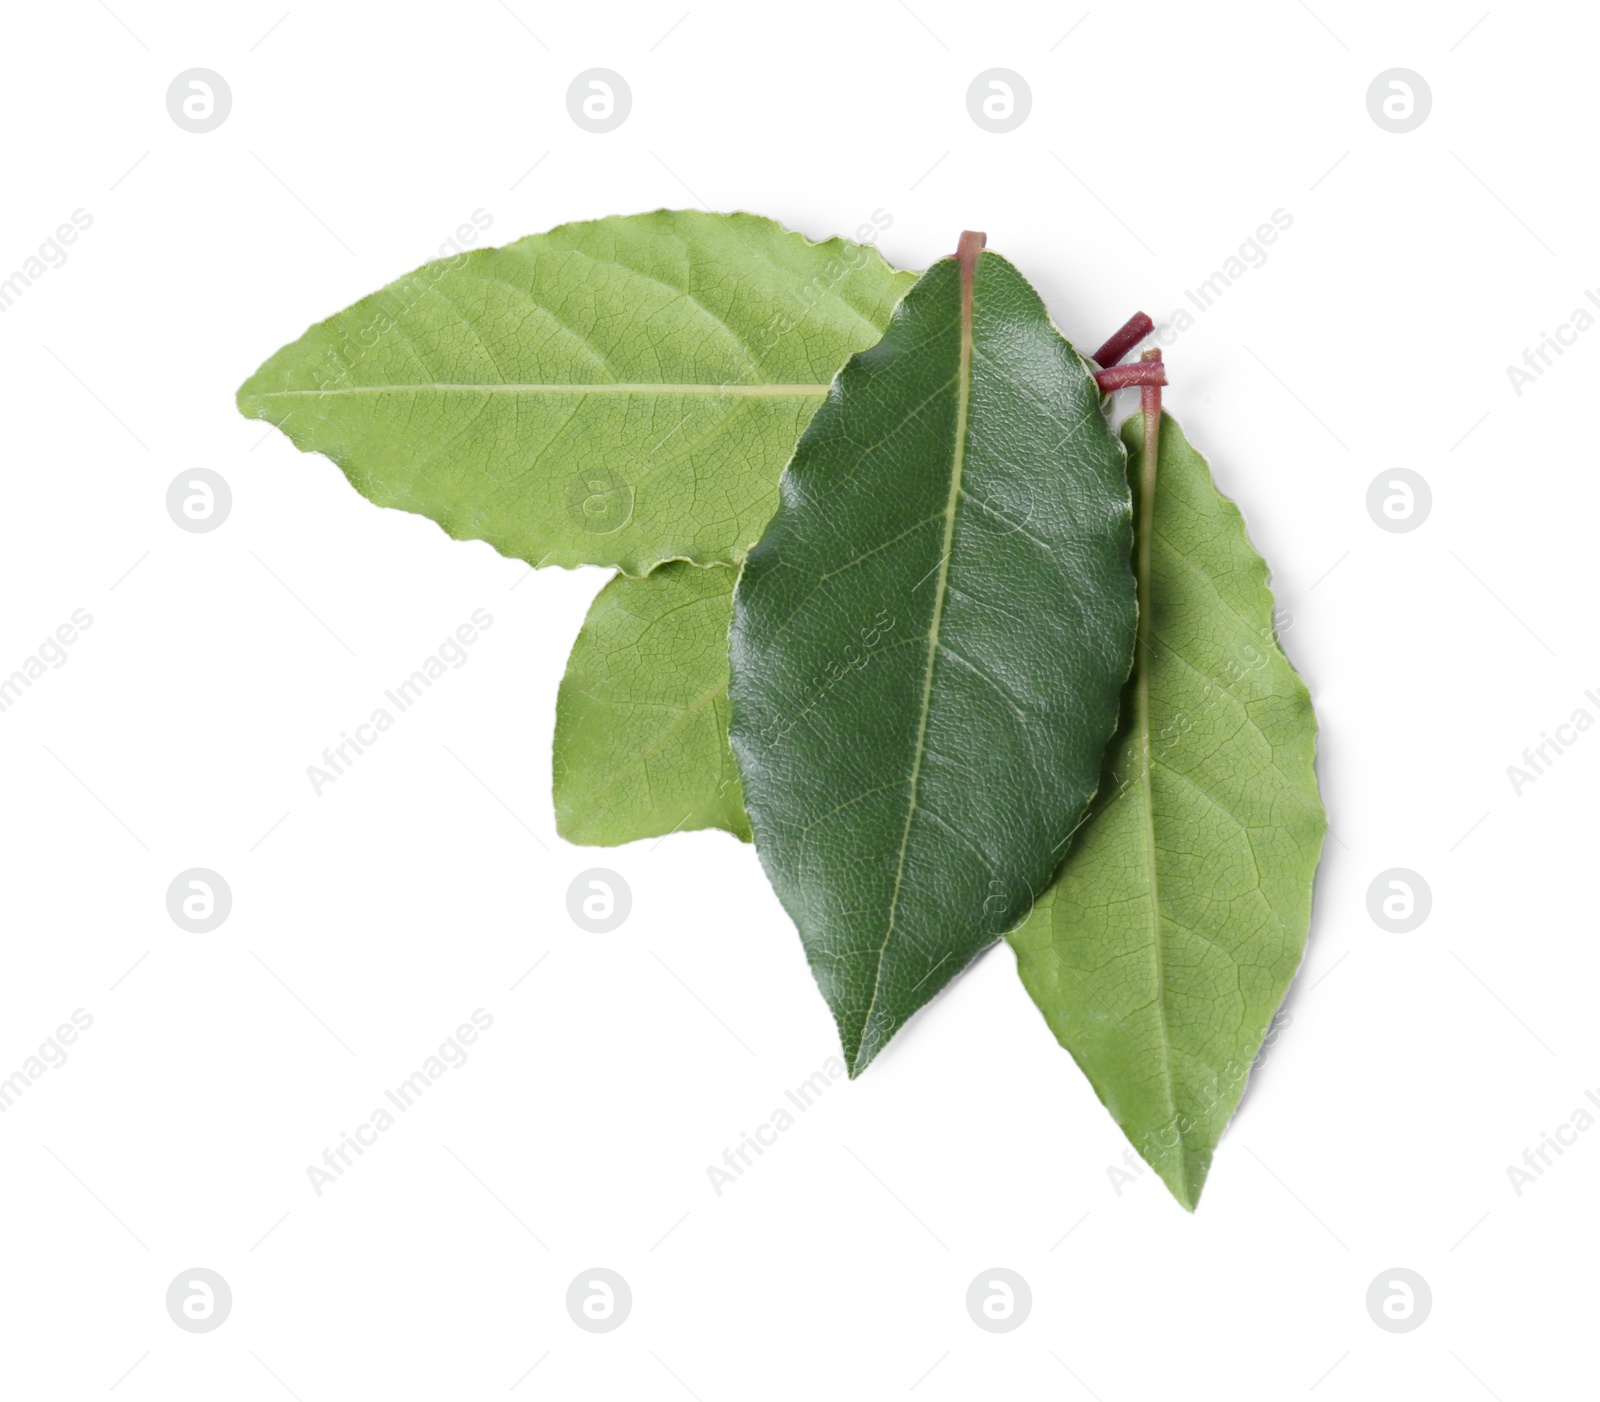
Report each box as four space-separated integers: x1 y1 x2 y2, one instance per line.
1094 360 1167 393
1135 346 1164 739
1091 311 1155 367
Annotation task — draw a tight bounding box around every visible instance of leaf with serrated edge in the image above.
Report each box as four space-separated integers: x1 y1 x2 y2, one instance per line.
237 210 917 576
729 239 1137 1076
1007 410 1326 1211
555 562 749 846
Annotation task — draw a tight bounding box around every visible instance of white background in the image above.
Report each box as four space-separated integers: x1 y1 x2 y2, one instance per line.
0 1 1593 1397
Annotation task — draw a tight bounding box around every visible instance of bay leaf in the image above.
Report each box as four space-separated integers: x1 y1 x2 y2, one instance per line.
728 236 1137 1076
1006 410 1326 1211
237 211 917 575
554 562 749 846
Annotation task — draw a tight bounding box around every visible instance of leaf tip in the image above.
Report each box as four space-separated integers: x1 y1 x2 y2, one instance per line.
840 1026 877 1080
234 375 262 421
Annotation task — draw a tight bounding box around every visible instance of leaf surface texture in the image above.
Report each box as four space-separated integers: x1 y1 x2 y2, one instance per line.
238 210 916 575
729 246 1136 1074
1007 411 1326 1210
555 562 748 846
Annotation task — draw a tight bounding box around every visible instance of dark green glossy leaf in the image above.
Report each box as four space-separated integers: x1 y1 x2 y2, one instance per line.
1007 411 1326 1210
729 242 1137 1075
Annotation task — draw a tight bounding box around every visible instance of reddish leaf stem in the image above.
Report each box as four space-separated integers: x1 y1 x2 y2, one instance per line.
1092 311 1155 367
1094 361 1167 393
1139 347 1163 467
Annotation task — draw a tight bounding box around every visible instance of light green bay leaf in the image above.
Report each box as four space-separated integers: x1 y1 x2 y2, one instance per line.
238 210 917 575
1007 410 1326 1211
554 562 749 846
729 243 1137 1076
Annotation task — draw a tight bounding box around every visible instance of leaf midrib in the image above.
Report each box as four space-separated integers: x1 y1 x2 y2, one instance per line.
1131 416 1189 1205
858 256 975 1056
253 383 832 398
